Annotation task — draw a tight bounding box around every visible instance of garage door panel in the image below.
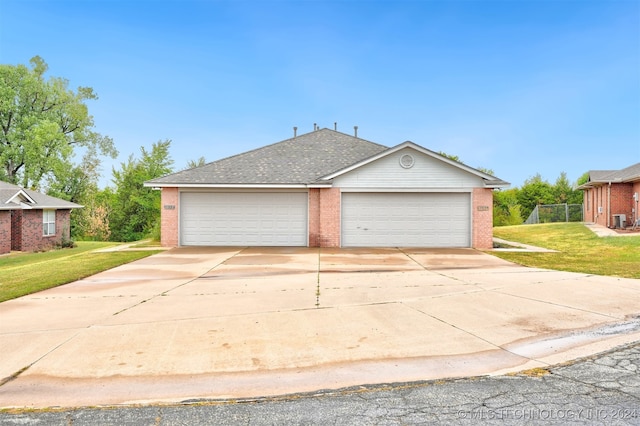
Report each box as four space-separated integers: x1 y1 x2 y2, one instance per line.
342 193 470 247
180 192 307 246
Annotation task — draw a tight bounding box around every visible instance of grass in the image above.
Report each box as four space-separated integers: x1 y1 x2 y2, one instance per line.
0 242 161 303
492 223 640 279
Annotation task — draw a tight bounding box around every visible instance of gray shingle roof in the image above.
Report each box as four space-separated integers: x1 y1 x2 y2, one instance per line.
587 162 640 184
0 181 82 210
147 128 389 185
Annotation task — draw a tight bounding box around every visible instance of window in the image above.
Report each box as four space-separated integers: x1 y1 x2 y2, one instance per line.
43 210 56 236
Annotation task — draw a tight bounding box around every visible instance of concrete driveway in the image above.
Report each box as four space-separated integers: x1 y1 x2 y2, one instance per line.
1 247 640 408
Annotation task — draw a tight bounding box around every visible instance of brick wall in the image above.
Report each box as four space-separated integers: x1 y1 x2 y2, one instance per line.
583 184 637 228
318 188 341 247
18 209 71 252
472 188 494 249
609 184 633 228
161 188 179 247
308 188 321 247
10 209 22 250
0 211 10 254
633 182 640 225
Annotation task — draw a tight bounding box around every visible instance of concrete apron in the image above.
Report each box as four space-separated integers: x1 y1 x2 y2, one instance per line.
1 247 640 408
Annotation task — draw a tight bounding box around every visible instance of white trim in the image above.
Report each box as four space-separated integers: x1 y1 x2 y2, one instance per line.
144 183 312 189
6 190 36 205
178 187 309 194
339 187 474 193
320 141 501 183
43 209 56 237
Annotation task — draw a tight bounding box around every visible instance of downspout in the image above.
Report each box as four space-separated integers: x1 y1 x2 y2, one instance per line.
607 182 611 228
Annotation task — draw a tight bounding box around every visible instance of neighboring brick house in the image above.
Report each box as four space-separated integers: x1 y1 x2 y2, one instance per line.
0 181 82 254
579 162 640 229
145 128 509 249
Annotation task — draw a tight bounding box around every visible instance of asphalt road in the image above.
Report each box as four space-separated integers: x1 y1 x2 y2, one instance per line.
1 341 638 425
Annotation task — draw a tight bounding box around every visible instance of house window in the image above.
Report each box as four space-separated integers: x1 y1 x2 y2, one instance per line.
43 210 56 236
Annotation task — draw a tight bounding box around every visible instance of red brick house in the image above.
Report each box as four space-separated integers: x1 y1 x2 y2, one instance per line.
145 128 509 249
579 162 640 229
0 181 82 254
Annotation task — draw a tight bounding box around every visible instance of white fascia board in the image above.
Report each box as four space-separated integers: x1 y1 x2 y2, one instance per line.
306 183 333 188
33 204 83 209
339 187 474 193
484 181 511 189
6 190 36 205
143 183 311 189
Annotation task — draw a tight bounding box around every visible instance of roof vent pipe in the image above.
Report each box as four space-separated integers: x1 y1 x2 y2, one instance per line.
354 126 358 138
334 122 337 131
313 123 317 131
293 127 297 138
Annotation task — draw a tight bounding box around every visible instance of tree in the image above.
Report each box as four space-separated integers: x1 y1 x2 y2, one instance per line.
438 151 461 162
477 167 495 176
109 140 173 242
0 56 116 189
576 172 589 187
553 172 574 204
493 188 523 226
517 174 555 220
186 156 206 169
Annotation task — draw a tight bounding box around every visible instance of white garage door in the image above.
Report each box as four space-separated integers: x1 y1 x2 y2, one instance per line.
342 193 470 247
180 192 308 246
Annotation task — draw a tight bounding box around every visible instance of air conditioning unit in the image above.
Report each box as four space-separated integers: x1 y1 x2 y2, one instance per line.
613 214 626 229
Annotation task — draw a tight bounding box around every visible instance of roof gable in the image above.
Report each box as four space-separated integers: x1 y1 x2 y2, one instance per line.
146 128 388 186
322 141 509 188
0 181 82 210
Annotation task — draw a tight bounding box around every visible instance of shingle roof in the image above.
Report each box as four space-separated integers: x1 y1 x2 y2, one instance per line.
147 128 389 185
586 163 640 184
0 181 82 210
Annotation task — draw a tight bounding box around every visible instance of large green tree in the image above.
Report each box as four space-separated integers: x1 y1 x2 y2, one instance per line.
109 140 173 242
0 56 116 189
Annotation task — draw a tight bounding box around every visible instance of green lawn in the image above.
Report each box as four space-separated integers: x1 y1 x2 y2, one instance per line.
0 242 161 303
492 223 640 279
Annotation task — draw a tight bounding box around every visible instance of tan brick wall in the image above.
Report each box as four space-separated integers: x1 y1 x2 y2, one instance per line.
318 188 341 247
0 211 11 254
308 189 321 247
161 188 179 247
472 188 494 249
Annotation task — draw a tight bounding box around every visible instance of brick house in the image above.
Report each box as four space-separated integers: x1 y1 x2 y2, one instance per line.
145 128 509 249
0 181 82 254
579 162 640 229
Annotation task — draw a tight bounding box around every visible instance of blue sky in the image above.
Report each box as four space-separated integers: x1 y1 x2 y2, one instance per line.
1 0 638 188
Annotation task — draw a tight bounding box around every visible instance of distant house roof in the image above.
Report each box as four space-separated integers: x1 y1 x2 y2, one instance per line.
0 181 82 210
146 128 509 188
579 162 640 189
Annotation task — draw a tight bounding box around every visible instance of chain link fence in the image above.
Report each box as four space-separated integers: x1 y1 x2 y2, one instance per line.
525 203 583 224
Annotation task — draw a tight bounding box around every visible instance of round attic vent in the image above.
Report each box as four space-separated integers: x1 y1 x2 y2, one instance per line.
400 154 415 169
